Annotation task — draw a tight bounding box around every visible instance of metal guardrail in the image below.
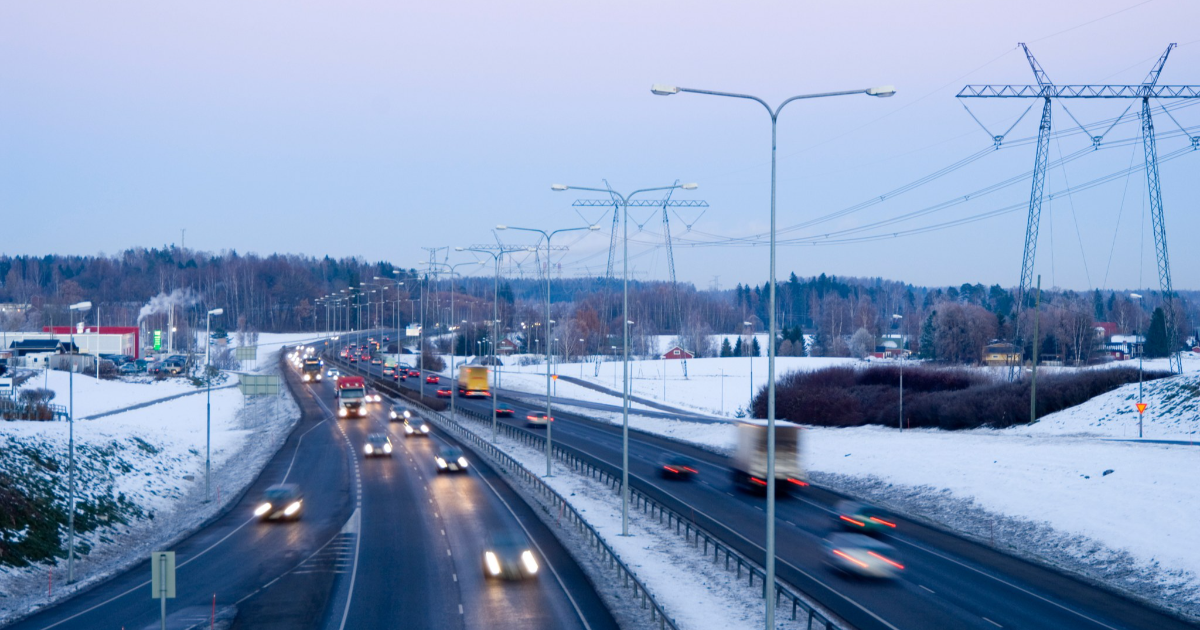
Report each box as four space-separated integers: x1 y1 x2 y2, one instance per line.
329 355 679 629
334 354 839 630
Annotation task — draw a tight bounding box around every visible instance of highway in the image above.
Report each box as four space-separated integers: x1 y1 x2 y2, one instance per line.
345 331 1198 630
4 347 614 630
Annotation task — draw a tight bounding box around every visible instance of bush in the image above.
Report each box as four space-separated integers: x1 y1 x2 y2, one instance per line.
757 365 1168 430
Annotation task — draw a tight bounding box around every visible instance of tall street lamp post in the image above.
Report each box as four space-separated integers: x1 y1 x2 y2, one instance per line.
205 308 224 502
67 300 91 583
893 313 904 430
425 260 486 424
653 81 895 628
1131 293 1145 437
743 321 754 405
498 222 600 476
551 181 697 535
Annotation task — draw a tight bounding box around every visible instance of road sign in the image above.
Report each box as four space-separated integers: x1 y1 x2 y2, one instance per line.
235 345 257 361
1136 402 1148 414
238 374 281 396
0 377 12 397
150 551 175 599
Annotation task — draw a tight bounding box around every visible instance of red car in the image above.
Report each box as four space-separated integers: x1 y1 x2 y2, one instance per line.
407 370 420 378
436 387 452 398
425 375 439 384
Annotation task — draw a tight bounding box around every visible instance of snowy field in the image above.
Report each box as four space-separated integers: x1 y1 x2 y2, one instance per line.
0 333 317 623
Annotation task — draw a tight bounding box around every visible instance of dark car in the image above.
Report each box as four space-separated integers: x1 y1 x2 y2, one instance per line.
254 484 304 522
835 500 897 535
404 416 430 436
482 530 539 580
496 407 515 418
389 404 414 422
364 432 393 458
435 446 468 473
119 362 142 375
659 455 699 481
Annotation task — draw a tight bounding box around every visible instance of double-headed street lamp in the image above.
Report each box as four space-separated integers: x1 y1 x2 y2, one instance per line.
653 81 895 628
424 260 487 423
497 222 600 477
66 300 91 583
551 181 697 535
205 308 224 502
458 245 534 443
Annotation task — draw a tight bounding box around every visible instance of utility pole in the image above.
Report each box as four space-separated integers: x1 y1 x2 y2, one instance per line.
1030 275 1041 424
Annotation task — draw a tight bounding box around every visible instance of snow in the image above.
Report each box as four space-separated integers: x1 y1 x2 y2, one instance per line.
0 334 314 623
18 370 202 419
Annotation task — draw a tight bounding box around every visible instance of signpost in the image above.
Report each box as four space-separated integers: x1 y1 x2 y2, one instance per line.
237 374 281 397
151 551 176 630
235 346 257 361
0 377 12 397
1136 402 1148 414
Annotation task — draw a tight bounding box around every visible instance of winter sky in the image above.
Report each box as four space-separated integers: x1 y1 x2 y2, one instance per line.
2 1 1198 292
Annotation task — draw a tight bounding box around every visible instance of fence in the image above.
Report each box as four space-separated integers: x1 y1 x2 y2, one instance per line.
333 351 839 630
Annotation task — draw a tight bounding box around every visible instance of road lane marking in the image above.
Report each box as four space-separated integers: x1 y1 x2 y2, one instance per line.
983 617 1002 627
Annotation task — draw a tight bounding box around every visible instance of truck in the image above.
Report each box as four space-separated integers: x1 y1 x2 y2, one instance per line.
731 420 806 494
301 357 323 383
457 366 490 397
335 376 368 418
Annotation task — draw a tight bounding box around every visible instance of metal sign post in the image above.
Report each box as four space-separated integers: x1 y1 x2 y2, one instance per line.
0 377 12 397
150 551 176 630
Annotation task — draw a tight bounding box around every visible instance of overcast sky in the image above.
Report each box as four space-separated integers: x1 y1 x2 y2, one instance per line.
2 1 1198 292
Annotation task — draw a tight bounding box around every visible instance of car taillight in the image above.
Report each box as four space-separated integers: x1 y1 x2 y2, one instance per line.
867 551 904 569
840 515 866 527
787 478 808 487
869 516 897 528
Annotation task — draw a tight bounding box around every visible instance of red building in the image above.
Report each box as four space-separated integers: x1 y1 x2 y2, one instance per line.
661 346 694 360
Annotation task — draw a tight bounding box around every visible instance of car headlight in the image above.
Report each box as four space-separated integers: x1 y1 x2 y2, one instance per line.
303 374 310 381
358 408 367 416
365 444 373 454
405 426 413 434
404 411 411 418
390 411 397 419
284 501 302 516
254 502 272 516
521 550 538 574
457 457 468 468
316 375 322 381
338 408 347 417
436 458 447 468
383 444 392 453
421 425 429 433
485 551 501 576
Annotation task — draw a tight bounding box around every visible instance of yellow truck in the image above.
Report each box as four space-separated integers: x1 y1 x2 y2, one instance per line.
457 366 490 398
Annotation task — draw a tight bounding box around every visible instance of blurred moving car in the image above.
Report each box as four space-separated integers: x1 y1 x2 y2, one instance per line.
327 368 341 380
364 387 383 403
525 411 553 427
407 369 421 378
496 407 515 418
435 446 468 473
382 366 394 376
371 358 382 365
389 405 414 422
482 531 539 580
659 455 699 481
404 417 431 436
436 387 452 398
822 533 903 579
835 500 897 535
364 433 394 457
254 484 304 522
425 374 439 384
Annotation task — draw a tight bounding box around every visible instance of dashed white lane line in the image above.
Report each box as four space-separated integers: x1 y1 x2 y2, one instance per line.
919 584 936 594
983 617 1003 627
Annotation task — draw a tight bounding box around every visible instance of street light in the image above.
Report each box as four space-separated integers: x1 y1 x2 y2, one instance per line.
66 300 91 584
498 222 601 477
743 321 754 404
424 260 486 424
893 314 904 430
656 81 894 628
552 181 698 535
1131 293 1145 437
205 308 224 503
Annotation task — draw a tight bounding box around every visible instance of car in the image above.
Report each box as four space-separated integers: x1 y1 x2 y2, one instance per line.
393 371 404 381
382 367 394 376
834 500 897 535
496 407 515 418
425 374 439 384
147 362 164 375
364 433 394 457
404 417 431 436
436 387 452 398
389 405 414 421
327 368 342 379
119 362 141 375
254 484 304 522
371 358 382 365
822 533 903 579
659 455 699 480
435 446 468 473
383 335 390 342
407 369 420 378
349 356 358 363
482 531 539 580
525 411 553 427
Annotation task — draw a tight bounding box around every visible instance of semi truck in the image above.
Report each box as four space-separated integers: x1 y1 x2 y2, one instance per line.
457 366 490 397
301 357 323 383
335 376 368 418
731 419 807 494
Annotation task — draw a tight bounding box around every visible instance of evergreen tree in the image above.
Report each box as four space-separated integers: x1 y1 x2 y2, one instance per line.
720 338 733 357
1145 307 1170 358
750 337 761 357
919 311 937 360
733 336 744 357
1093 289 1105 321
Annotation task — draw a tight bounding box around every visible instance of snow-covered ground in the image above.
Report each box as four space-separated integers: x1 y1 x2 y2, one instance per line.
0 333 317 623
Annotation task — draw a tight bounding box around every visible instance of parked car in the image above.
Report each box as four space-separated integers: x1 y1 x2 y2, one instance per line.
119 362 142 375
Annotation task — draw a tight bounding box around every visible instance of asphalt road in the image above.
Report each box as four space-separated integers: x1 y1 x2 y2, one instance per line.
5 346 613 630
346 332 1198 630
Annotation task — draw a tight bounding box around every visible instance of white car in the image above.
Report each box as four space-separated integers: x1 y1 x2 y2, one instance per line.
823 533 904 579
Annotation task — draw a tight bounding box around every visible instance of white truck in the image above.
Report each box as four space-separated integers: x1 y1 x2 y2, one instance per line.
731 419 807 494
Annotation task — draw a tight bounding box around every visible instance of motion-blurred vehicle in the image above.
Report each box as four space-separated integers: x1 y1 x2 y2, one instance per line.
348 356 358 364
404 417 430 436
254 484 304 522
407 369 420 378
456 366 490 397
834 500 897 534
425 374 439 384
327 368 341 380
482 531 539 580
436 387 452 398
389 404 414 421
364 387 383 403
659 455 699 480
435 446 468 473
496 407 515 418
371 358 382 365
823 533 903 579
382 366 394 376
364 433 393 457
525 411 553 427
335 376 368 418
731 420 807 494
301 357 323 383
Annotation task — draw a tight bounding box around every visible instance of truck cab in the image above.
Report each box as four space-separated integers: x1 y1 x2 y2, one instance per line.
301 357 323 383
335 376 368 418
